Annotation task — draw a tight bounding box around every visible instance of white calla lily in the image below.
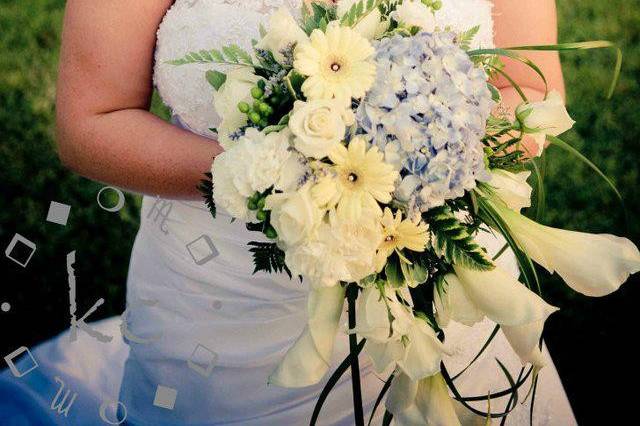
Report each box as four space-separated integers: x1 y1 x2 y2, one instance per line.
386 372 461 426
492 201 640 297
398 318 448 381
451 267 558 327
516 90 575 156
502 320 547 368
489 169 533 212
353 287 446 380
269 285 345 387
435 268 558 367
434 274 484 327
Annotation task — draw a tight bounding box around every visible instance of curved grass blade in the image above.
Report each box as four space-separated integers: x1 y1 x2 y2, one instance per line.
441 363 527 418
368 374 394 426
528 156 546 222
452 324 500 380
456 366 533 402
546 135 623 203
486 64 529 102
497 362 523 426
382 410 393 426
476 196 541 295
500 41 622 99
529 375 539 426
310 339 366 425
468 48 548 96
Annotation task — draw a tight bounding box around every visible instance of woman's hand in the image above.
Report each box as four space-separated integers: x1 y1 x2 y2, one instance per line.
56 0 224 199
492 0 566 156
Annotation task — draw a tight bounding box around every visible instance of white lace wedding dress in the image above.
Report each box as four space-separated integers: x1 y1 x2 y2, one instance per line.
0 1 576 425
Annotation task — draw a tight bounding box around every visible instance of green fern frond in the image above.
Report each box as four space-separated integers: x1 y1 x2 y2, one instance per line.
340 0 381 27
458 25 480 51
197 172 216 219
248 241 292 278
168 45 267 69
424 206 495 271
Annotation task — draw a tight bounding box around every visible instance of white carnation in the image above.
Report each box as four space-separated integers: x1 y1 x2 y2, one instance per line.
211 128 296 219
285 211 382 288
211 149 251 220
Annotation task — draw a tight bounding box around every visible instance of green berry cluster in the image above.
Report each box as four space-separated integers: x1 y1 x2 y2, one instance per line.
237 80 288 129
247 192 278 239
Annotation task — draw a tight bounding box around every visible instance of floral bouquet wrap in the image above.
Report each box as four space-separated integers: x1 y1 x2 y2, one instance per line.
170 0 638 424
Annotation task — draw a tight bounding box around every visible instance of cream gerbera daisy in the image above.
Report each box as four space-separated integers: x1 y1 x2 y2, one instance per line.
312 137 398 221
293 21 376 106
375 208 429 272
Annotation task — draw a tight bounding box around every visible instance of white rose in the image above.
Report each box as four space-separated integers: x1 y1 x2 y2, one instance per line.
256 7 309 64
489 169 532 212
391 0 436 32
337 0 388 39
516 90 575 156
213 67 261 148
289 100 348 159
264 184 324 248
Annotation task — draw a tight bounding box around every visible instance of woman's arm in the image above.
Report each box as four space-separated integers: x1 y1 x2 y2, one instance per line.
492 0 566 153
56 0 223 199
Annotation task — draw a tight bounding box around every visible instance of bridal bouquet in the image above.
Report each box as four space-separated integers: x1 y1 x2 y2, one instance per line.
171 0 638 424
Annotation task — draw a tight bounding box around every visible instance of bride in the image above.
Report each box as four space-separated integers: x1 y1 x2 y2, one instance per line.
0 0 576 424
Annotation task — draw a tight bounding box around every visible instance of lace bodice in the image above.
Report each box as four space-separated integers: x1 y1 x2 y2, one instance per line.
154 0 495 136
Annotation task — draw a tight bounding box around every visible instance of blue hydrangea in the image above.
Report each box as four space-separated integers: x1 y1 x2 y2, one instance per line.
356 32 493 212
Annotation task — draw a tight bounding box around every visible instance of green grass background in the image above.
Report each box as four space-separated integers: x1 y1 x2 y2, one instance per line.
0 0 638 423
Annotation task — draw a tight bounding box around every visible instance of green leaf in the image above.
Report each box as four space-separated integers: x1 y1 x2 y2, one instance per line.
262 124 287 134
205 70 227 91
384 255 405 287
475 195 541 293
423 206 495 271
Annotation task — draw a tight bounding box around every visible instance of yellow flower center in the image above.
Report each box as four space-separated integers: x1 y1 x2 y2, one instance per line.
330 62 341 72
385 235 396 242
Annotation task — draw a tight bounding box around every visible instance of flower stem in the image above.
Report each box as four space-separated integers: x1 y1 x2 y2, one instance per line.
347 282 365 426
